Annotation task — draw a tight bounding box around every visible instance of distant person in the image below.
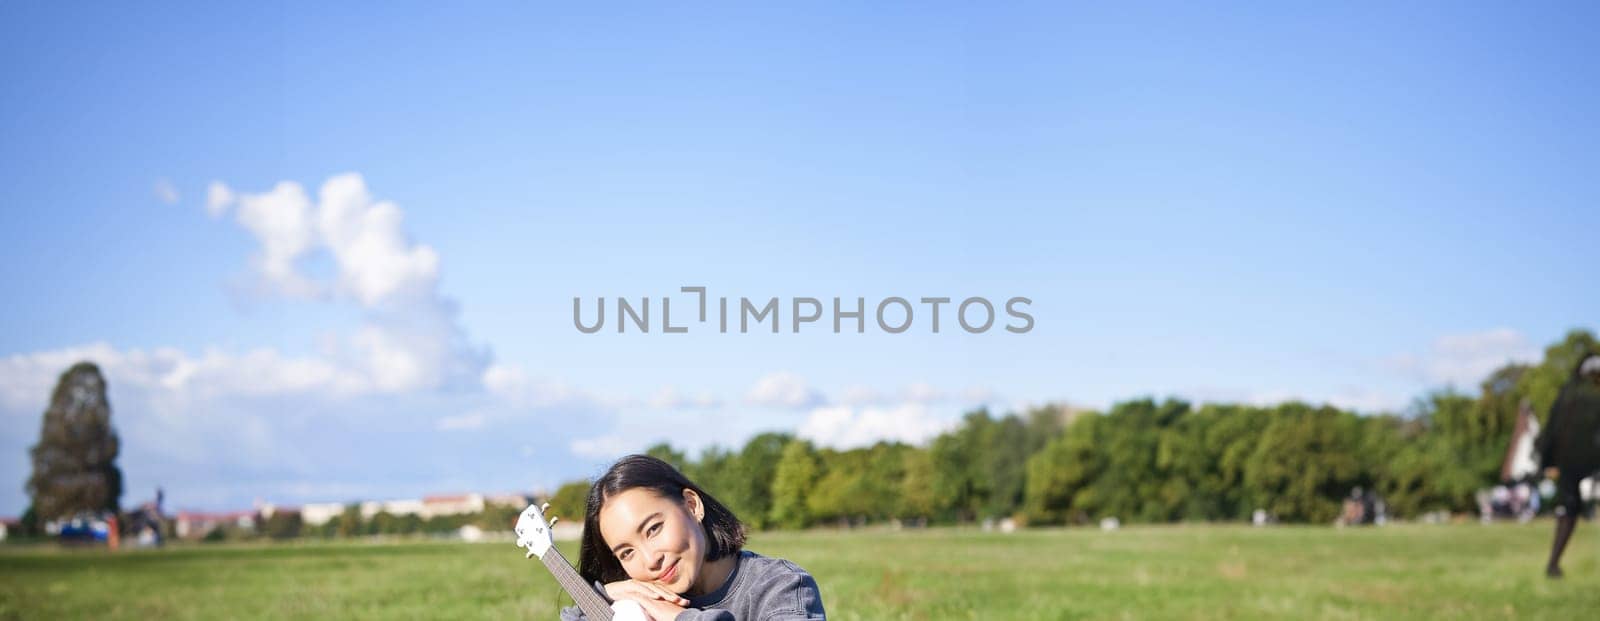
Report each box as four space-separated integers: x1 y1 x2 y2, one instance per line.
1490 484 1512 518
1341 487 1365 526
561 455 827 620
1536 352 1600 578
1513 482 1536 523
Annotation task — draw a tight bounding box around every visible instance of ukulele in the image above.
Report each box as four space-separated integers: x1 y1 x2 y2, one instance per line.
515 502 649 621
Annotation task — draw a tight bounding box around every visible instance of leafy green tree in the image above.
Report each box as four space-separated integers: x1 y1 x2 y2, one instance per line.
1411 390 1496 506
548 480 591 524
1520 329 1600 420
1024 413 1104 524
263 510 303 539
645 443 688 471
687 446 739 517
1174 404 1271 520
898 448 937 520
1022 404 1069 452
806 449 857 525
807 446 905 524
369 511 397 535
1364 415 1473 516
862 442 911 519
1082 399 1190 522
729 432 792 529
19 505 40 538
768 440 819 529
1243 404 1362 523
336 503 363 538
930 410 995 521
979 415 1032 518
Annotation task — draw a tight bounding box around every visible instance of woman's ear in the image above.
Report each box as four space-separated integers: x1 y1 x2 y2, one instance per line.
683 488 705 522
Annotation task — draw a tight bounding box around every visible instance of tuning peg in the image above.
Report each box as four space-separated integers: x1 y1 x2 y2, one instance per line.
549 516 560 527
541 502 550 513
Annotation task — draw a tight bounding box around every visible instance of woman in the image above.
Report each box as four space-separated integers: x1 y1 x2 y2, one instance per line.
560 455 827 620
1536 352 1600 578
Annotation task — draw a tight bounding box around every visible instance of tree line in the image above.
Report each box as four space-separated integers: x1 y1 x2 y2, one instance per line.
211 503 529 542
17 329 1593 538
551 329 1597 528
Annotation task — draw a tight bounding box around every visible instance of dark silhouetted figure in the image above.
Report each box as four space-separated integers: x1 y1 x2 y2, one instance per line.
1536 352 1600 578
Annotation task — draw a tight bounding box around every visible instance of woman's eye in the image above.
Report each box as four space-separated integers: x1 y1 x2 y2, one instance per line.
647 523 661 536
619 550 631 561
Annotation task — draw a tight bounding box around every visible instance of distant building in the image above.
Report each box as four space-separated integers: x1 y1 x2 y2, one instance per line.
171 489 541 536
175 510 256 539
486 492 533 508
301 502 346 526
360 499 426 520
423 493 485 517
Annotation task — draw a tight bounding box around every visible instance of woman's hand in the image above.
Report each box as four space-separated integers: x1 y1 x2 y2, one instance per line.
631 596 687 621
604 579 690 608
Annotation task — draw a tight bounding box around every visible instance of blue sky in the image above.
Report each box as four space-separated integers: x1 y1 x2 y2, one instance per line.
1 2 1596 515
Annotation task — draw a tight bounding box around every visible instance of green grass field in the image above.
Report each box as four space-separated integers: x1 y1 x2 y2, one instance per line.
1 521 1595 620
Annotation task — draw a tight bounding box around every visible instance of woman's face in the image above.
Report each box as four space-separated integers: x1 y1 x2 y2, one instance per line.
597 488 707 594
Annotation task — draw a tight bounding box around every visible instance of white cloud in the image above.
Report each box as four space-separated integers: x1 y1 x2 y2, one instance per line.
1174 328 1542 415
1324 387 1410 413
570 434 640 459
0 173 624 513
648 386 722 409
234 180 320 298
0 345 326 491
0 173 494 488
224 173 442 309
0 343 372 414
901 382 945 403
1384 328 1539 389
346 305 486 393
315 173 439 307
839 385 881 406
482 364 611 410
0 340 611 513
212 174 489 393
797 402 956 450
206 181 235 218
745 371 824 409
1179 385 1408 414
153 178 179 205
841 382 996 408
436 412 486 431
0 324 484 408
960 386 998 404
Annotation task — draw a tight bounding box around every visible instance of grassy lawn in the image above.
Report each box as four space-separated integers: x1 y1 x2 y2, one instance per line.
1 521 1595 620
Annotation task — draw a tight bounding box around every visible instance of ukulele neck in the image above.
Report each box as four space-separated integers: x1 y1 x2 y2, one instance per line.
541 547 614 621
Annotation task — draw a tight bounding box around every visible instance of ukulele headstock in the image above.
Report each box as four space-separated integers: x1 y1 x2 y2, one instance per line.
514 502 559 559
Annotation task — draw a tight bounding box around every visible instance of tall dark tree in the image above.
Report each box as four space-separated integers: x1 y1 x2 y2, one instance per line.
26 362 123 521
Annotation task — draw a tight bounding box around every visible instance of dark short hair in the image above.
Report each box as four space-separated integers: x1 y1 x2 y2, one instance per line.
577 454 746 584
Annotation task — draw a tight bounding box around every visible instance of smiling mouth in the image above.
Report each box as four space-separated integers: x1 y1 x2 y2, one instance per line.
658 560 679 583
